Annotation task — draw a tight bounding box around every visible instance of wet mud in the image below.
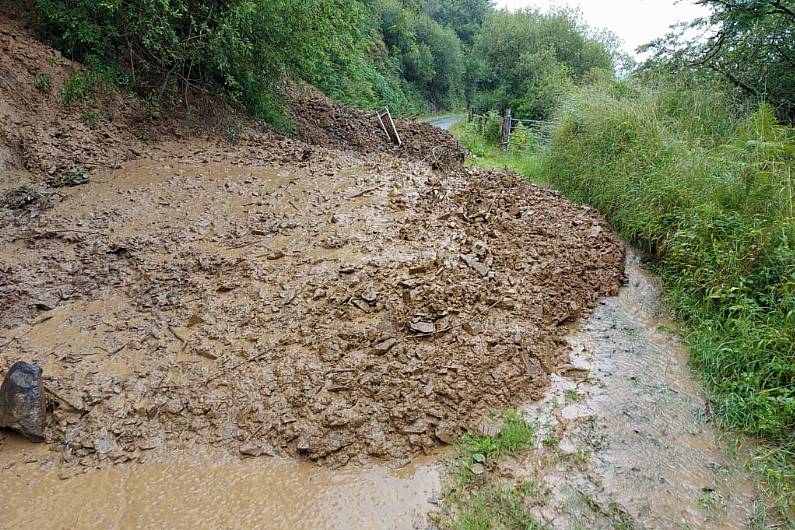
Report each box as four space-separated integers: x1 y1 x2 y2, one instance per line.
0 140 624 471
0 433 442 529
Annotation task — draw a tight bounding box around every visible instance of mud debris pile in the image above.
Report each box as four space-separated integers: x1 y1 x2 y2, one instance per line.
289 86 465 171
0 136 624 469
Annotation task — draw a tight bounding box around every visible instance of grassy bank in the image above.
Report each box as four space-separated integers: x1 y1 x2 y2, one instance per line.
453 80 794 519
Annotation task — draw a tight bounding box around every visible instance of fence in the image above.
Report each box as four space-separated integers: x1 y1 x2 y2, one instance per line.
467 109 553 152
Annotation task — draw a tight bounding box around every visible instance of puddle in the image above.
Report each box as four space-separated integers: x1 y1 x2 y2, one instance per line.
520 250 759 529
0 434 442 529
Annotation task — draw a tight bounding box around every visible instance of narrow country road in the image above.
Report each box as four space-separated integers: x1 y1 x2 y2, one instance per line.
426 115 464 130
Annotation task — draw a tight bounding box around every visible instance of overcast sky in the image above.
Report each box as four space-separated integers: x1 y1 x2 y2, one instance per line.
492 0 710 58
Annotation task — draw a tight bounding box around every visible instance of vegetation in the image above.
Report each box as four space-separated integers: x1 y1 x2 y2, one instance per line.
439 411 542 530
468 8 618 119
541 77 794 515
643 0 795 123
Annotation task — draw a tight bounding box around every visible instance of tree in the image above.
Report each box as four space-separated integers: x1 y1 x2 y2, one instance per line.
469 8 615 118
642 0 795 121
423 0 493 46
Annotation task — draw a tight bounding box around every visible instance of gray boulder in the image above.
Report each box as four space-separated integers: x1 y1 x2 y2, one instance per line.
0 362 46 442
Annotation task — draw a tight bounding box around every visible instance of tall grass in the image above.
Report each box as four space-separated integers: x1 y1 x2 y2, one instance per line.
541 78 794 516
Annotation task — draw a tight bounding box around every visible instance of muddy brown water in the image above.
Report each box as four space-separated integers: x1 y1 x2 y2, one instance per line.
518 251 759 529
0 434 441 529
0 250 760 529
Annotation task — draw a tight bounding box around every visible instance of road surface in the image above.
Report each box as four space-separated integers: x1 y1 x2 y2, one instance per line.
426 115 464 131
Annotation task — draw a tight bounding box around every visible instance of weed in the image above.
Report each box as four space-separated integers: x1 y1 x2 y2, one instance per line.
542 434 559 448
564 389 582 403
1 186 51 210
34 72 52 92
454 410 536 484
697 488 725 511
50 169 89 188
577 491 637 529
81 109 99 125
439 411 540 529
59 70 95 105
443 484 542 530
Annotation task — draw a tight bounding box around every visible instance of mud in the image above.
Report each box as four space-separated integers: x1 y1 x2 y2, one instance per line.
512 251 760 529
0 133 624 470
0 433 442 529
289 86 465 170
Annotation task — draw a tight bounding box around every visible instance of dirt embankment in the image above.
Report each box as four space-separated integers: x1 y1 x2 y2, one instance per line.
288 86 465 171
0 11 625 472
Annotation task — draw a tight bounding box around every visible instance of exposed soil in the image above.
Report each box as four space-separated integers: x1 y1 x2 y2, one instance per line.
0 9 623 477
0 13 156 177
288 85 466 170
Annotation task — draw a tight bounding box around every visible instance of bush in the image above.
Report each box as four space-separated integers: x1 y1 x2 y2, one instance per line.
29 0 409 125
542 77 795 512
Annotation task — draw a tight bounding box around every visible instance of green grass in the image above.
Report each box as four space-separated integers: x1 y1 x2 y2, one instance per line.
439 410 540 530
450 79 794 522
451 122 545 180
445 483 543 530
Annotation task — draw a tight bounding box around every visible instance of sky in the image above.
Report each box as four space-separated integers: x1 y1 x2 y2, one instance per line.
492 0 710 58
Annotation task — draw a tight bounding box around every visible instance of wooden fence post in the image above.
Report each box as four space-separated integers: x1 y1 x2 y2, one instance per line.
467 109 473 123
501 109 512 151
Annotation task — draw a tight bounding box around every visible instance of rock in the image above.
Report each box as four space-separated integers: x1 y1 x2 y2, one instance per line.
410 321 435 334
0 362 47 442
373 338 397 354
471 463 486 475
361 290 378 304
93 432 114 454
266 250 284 260
434 424 456 445
239 442 277 457
460 253 489 277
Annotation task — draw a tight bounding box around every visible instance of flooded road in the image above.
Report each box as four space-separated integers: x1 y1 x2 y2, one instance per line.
518 251 759 529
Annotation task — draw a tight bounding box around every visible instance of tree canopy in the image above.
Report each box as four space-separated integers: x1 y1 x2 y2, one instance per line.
642 0 795 121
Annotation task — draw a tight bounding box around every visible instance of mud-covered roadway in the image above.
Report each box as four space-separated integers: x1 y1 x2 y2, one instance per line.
0 136 624 472
0 8 624 475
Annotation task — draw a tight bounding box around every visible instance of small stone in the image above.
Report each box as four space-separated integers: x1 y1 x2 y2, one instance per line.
471 463 486 475
373 338 397 354
435 424 456 445
239 442 276 457
460 253 489 277
410 321 435 334
217 282 239 292
266 250 284 260
361 290 378 304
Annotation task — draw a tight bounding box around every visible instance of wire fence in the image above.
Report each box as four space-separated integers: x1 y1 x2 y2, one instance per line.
467 111 554 152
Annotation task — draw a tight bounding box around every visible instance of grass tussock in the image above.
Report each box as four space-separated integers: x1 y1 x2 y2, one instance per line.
540 78 794 517
439 410 541 530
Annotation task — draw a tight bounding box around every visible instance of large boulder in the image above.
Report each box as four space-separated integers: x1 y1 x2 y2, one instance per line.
0 361 46 442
